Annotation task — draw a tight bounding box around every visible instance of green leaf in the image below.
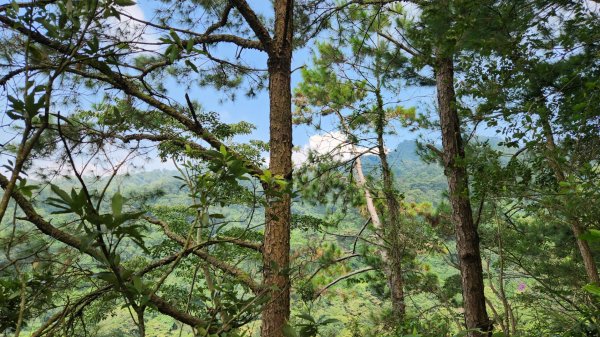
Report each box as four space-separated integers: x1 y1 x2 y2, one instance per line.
88 35 99 53
167 45 180 62
318 318 340 325
95 61 113 75
51 184 72 204
24 92 37 116
94 271 118 285
111 191 124 217
186 38 195 53
132 275 143 292
583 283 600 296
114 0 136 6
185 59 198 73
282 324 299 337
169 29 181 46
579 229 600 242
297 313 316 323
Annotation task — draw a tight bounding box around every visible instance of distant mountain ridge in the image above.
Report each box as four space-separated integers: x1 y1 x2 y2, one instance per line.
30 140 448 213
361 140 446 203
114 140 448 204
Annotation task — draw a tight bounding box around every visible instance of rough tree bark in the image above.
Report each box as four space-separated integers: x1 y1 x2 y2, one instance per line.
435 56 491 336
1 1 296 334
261 0 294 336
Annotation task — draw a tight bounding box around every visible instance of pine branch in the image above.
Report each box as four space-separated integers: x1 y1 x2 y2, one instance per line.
0 172 220 330
145 217 262 293
229 0 273 51
0 13 264 177
313 267 375 299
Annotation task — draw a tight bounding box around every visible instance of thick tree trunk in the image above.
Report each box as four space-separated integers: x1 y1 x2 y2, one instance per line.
435 56 491 336
539 116 600 285
261 1 293 337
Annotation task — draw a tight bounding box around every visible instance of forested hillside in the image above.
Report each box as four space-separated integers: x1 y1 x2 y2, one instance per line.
1 1 599 337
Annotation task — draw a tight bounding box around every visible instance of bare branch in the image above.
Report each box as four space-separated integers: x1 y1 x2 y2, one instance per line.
0 14 266 178
306 253 361 283
114 7 264 51
0 66 48 86
0 172 226 329
229 0 272 51
145 217 262 293
377 30 421 58
0 0 56 12
313 267 375 299
426 143 443 158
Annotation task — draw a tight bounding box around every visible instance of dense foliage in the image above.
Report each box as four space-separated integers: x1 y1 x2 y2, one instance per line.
0 1 598 337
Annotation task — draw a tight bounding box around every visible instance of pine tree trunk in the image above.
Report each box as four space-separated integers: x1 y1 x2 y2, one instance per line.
539 116 600 285
375 91 406 320
380 159 406 321
354 155 406 320
435 56 491 336
261 1 293 336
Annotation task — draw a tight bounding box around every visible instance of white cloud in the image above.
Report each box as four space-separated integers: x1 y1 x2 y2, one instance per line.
29 145 175 179
584 0 600 14
107 3 161 52
401 2 422 21
292 131 384 167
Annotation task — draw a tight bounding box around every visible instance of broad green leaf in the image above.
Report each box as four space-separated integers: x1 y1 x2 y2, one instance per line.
185 59 198 73
186 38 195 53
318 318 340 325
132 275 143 292
297 313 316 323
51 184 72 204
111 191 124 217
579 229 600 242
583 283 600 296
169 29 181 46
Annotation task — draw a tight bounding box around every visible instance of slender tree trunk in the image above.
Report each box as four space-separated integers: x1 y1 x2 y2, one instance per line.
261 1 293 336
137 310 146 337
539 116 600 285
337 111 406 320
335 112 383 230
495 218 516 336
435 56 491 336
374 90 406 320
353 156 382 228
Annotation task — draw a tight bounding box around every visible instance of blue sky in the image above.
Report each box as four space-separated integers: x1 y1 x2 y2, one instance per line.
0 1 439 175
132 0 437 151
